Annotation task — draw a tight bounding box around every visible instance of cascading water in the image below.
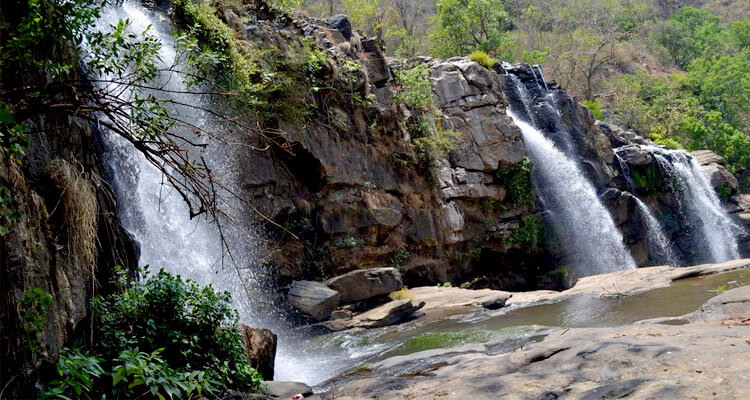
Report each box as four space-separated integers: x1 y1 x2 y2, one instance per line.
631 196 679 265
506 112 636 278
613 149 678 265
652 148 742 262
90 0 318 383
505 74 635 279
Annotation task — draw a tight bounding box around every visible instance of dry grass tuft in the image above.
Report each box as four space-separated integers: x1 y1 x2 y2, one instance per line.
48 159 98 270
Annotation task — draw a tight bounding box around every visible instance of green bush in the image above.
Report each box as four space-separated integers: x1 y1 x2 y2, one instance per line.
42 268 263 399
495 158 536 208
394 63 433 108
467 50 496 68
580 99 605 120
506 215 545 250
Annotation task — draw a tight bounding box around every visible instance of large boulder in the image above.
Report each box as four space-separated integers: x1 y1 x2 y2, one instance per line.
288 281 340 321
326 267 403 303
690 150 726 166
701 163 739 192
328 14 352 40
239 325 277 380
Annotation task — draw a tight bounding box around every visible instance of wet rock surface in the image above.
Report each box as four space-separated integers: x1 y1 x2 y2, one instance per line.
317 278 750 399
240 325 277 381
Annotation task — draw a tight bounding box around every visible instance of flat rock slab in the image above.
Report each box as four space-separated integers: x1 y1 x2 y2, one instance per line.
505 258 750 306
409 286 511 313
320 286 750 399
326 267 403 303
324 299 425 331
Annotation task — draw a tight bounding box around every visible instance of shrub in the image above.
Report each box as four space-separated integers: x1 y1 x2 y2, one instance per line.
580 99 605 120
506 215 545 250
394 63 433 108
43 268 263 399
468 50 496 68
495 158 535 208
94 268 263 393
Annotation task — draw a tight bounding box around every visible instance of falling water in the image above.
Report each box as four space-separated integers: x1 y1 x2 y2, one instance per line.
653 149 741 262
89 1 318 382
507 110 636 279
631 196 679 265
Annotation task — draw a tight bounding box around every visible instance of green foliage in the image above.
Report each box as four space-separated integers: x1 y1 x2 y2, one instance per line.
717 185 732 200
331 236 364 249
580 99 605 120
394 63 433 108
506 215 545 250
631 164 663 193
494 158 535 209
19 288 53 357
94 268 262 394
608 67 749 190
387 249 411 272
0 105 30 161
430 0 514 59
520 49 550 65
0 186 22 235
0 0 102 78
650 6 725 68
41 347 104 400
467 50 496 68
715 284 726 294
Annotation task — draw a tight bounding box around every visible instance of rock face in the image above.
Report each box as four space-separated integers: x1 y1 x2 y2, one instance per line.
0 117 135 396
223 2 748 292
288 281 340 321
239 325 277 381
326 267 403 303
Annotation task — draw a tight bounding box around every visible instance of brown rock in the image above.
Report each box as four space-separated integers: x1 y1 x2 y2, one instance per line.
239 325 277 381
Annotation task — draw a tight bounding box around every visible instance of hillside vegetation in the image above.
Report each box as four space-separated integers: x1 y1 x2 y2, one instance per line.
287 0 749 189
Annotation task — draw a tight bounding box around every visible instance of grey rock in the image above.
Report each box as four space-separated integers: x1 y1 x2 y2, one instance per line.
326 267 403 303
325 299 425 330
616 144 653 166
264 381 313 398
330 309 353 320
288 281 340 321
701 163 739 192
327 14 352 40
691 150 726 166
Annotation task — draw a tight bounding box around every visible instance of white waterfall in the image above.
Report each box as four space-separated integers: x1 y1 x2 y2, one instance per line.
655 149 742 262
507 110 636 279
90 1 321 383
631 196 679 265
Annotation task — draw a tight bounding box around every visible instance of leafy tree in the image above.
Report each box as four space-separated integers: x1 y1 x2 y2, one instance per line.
650 6 725 68
429 0 514 59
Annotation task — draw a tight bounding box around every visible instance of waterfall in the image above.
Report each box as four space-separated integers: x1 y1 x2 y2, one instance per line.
506 110 636 279
631 196 679 265
89 1 317 383
653 149 742 262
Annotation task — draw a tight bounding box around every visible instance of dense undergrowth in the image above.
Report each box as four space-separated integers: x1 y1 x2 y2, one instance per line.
42 268 263 399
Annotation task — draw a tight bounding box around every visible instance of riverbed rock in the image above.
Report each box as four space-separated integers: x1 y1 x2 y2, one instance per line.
264 381 313 399
239 325 277 380
288 281 340 321
326 267 403 303
318 284 750 399
324 299 425 330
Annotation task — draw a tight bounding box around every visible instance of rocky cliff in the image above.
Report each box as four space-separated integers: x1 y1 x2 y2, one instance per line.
220 5 749 291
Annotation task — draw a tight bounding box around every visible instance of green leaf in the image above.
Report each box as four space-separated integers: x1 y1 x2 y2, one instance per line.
0 106 14 124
